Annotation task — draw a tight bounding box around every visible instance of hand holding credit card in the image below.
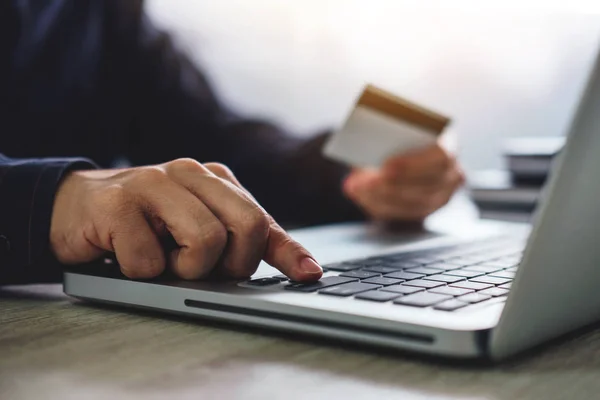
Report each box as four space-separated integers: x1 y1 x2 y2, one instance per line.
324 84 463 221
323 84 451 167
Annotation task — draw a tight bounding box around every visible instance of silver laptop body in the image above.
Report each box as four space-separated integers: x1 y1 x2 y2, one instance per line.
64 46 600 361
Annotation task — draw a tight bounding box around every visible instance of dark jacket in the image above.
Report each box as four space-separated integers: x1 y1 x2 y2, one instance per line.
0 0 362 285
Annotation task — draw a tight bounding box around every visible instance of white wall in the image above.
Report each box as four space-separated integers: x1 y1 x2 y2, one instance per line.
147 0 600 174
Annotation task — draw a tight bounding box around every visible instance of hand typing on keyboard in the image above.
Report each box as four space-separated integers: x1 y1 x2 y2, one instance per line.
51 159 323 282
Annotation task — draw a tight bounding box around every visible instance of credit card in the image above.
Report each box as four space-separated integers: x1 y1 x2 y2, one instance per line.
323 84 451 168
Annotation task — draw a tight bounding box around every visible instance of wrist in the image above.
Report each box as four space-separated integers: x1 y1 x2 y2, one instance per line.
50 171 84 261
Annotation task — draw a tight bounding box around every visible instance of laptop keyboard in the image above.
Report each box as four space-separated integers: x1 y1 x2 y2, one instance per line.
245 237 524 312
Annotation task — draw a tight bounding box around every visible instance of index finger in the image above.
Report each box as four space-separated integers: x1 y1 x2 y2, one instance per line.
206 164 323 282
263 218 323 282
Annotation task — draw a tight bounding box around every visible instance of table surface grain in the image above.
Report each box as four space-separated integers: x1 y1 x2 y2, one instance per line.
2 284 600 400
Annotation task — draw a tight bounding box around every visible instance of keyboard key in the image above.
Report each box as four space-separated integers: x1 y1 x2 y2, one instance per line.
479 287 510 297
361 265 403 274
325 263 362 272
489 271 516 279
246 277 282 286
499 283 512 289
425 262 464 271
502 253 523 265
394 292 452 307
505 267 518 272
470 276 512 286
409 257 441 265
379 255 408 262
402 279 445 289
501 254 521 261
435 251 468 259
457 293 492 304
453 256 490 265
285 276 357 293
361 277 404 286
357 258 386 266
339 270 381 280
382 253 425 262
481 259 519 268
272 275 289 281
443 269 484 278
385 260 421 269
450 281 494 291
405 267 441 276
319 282 380 297
429 286 474 297
355 290 401 302
384 271 424 281
462 265 503 274
424 274 466 284
381 285 425 295
434 299 469 311
442 259 469 266
481 252 509 261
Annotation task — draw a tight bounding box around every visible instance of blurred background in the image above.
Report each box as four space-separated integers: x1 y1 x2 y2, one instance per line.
147 0 600 175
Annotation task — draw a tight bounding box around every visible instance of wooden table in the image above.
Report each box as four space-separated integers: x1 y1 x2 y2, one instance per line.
3 198 600 400
2 284 600 400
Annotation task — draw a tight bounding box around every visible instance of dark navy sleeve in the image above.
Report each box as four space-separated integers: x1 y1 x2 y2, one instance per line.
0 154 98 285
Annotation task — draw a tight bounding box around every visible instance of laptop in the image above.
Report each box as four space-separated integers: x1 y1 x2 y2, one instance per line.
64 47 600 361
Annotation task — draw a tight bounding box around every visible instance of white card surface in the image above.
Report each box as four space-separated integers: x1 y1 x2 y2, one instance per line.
323 85 450 168
324 105 438 168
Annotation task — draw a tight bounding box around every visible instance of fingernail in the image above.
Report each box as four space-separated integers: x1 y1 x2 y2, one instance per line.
300 257 322 275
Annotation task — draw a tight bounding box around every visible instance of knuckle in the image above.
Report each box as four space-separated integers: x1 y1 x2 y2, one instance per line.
168 158 206 175
134 166 167 184
204 162 233 178
239 207 270 237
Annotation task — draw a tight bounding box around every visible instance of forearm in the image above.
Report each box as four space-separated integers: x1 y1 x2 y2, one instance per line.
0 154 98 285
